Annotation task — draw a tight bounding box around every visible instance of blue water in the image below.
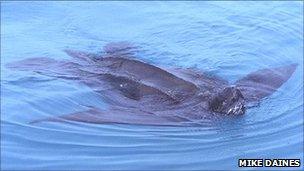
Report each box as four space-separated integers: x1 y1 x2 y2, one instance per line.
1 1 303 170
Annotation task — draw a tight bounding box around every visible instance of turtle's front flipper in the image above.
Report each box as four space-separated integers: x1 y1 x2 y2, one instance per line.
235 64 298 102
30 107 185 126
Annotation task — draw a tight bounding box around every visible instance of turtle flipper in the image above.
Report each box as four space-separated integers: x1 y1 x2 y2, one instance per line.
30 107 185 126
65 42 138 61
7 57 61 72
64 49 97 63
6 57 83 80
235 64 298 102
103 42 138 57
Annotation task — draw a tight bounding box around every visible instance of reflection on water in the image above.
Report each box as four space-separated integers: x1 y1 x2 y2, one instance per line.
1 1 303 170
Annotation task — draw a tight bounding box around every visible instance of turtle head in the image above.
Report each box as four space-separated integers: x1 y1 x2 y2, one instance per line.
209 86 245 115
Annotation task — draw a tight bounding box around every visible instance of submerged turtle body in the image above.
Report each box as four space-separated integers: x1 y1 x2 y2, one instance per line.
8 42 298 126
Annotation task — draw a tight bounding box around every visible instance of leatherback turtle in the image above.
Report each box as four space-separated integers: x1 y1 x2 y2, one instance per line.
8 42 297 126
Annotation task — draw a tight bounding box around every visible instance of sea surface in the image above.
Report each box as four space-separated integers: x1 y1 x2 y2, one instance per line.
1 1 303 170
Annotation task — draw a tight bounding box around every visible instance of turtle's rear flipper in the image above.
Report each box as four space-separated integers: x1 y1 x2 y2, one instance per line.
7 57 61 72
235 64 298 102
64 49 97 63
65 42 138 61
103 42 138 57
6 57 82 80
